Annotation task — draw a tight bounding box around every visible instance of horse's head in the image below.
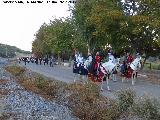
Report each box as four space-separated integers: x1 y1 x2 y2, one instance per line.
114 58 121 72
83 60 90 69
130 56 142 70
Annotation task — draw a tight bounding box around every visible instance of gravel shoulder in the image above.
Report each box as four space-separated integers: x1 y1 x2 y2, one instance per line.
0 62 78 120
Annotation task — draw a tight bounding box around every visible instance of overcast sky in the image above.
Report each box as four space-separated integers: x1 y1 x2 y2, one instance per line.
0 0 72 51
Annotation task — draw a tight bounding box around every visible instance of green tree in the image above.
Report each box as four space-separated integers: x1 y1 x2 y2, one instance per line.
120 0 160 67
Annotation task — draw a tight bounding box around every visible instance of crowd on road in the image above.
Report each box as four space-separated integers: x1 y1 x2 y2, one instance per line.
72 49 142 85
17 49 142 88
17 55 56 67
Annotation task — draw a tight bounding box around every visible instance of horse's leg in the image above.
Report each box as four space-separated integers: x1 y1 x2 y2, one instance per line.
79 74 82 81
82 75 87 84
122 75 125 83
86 74 89 84
132 71 135 85
100 77 104 91
135 71 138 78
113 74 117 82
115 74 117 82
74 73 77 82
107 74 111 91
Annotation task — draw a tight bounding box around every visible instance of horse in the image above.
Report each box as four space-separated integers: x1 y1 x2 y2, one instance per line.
98 58 121 91
73 59 90 83
120 56 141 85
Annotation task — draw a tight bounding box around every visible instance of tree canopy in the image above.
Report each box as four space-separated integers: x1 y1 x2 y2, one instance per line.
32 0 160 61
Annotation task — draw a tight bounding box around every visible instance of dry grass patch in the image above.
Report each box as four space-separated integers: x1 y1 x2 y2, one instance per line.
0 88 9 96
67 82 120 120
0 79 8 84
5 65 68 100
132 97 160 120
0 112 18 120
5 66 25 76
139 70 160 84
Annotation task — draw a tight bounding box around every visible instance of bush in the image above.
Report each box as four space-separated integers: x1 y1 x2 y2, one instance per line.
5 66 25 76
132 97 160 120
67 82 120 120
43 81 66 98
157 64 160 70
35 75 45 89
117 89 135 113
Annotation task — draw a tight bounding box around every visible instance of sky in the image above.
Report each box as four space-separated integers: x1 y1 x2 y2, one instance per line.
0 0 73 51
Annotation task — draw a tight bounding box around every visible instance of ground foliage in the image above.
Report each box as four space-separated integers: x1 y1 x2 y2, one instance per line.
5 65 160 120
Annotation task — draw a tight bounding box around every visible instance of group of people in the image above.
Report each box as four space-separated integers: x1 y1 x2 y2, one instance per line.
73 50 142 83
18 56 56 67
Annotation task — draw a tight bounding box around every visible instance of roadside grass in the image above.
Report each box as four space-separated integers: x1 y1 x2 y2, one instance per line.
5 65 160 120
67 82 121 120
5 65 25 76
139 69 160 85
0 113 11 120
132 96 160 120
144 61 160 70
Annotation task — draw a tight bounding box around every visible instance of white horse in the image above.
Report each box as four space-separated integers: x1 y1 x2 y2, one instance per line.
121 56 141 85
129 56 141 85
99 60 120 91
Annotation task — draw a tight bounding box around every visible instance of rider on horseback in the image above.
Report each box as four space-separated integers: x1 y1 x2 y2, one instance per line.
94 52 102 81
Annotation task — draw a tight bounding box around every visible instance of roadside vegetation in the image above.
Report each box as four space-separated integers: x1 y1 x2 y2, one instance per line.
0 43 30 58
143 61 160 70
5 65 160 120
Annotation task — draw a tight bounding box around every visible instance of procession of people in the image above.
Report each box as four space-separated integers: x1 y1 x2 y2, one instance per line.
72 49 142 90
17 55 56 67
18 49 142 91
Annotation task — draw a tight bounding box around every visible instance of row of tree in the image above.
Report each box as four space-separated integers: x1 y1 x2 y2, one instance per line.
0 43 31 58
32 0 160 62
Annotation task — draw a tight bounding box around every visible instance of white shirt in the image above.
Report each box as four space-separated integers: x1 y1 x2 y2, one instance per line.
108 55 115 63
75 54 79 62
88 55 92 63
77 56 84 64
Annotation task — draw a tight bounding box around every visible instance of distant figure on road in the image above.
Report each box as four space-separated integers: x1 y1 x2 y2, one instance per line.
24 57 27 65
50 56 55 67
35 57 39 65
43 57 49 66
18 57 21 63
39 57 42 65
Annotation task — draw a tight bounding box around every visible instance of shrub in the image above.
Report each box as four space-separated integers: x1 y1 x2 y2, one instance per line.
157 64 160 70
132 97 160 120
35 75 45 89
116 89 135 113
5 66 25 76
43 81 65 97
67 82 120 120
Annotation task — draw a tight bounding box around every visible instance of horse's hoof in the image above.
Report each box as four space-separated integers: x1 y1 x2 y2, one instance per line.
107 86 111 91
107 89 111 92
100 89 104 91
